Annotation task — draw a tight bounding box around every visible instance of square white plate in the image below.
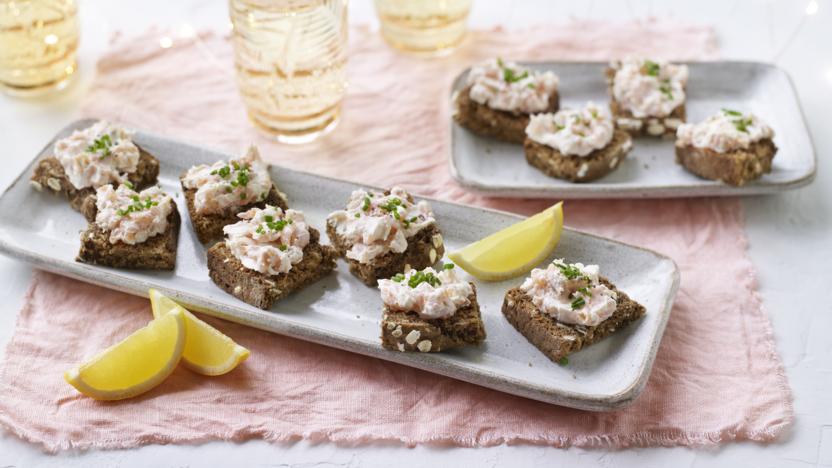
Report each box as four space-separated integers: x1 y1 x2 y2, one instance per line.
449 61 816 199
0 120 679 411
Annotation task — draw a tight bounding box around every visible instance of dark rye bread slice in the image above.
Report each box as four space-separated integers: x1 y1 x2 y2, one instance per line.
326 223 445 287
501 278 645 364
675 139 777 186
30 148 160 214
453 84 560 144
605 67 686 138
381 285 486 353
76 201 180 270
180 182 288 244
524 129 633 182
207 227 337 310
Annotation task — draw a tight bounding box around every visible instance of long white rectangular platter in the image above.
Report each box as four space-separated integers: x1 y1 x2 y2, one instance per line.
0 120 679 411
449 61 816 199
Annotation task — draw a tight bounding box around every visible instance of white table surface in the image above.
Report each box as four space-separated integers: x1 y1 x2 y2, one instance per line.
1 0 830 466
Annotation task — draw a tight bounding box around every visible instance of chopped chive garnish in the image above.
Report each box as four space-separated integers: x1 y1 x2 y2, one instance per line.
570 296 586 310
722 108 742 116
362 196 371 212
443 263 454 270
558 356 569 366
554 261 583 280
216 165 231 179
407 270 442 288
86 134 114 159
643 59 660 77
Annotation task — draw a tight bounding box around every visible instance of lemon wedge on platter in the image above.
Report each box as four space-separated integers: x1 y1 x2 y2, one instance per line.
64 310 186 401
149 289 250 376
448 202 564 281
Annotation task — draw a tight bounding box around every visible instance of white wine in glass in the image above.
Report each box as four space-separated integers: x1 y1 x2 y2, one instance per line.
229 0 348 144
0 0 79 96
374 0 471 56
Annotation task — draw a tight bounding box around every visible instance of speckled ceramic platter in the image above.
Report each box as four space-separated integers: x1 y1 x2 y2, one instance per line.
0 120 679 411
449 61 816 198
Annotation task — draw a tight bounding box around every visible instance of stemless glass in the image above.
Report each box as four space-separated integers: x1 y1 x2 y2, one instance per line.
373 0 471 56
0 0 79 97
229 0 348 144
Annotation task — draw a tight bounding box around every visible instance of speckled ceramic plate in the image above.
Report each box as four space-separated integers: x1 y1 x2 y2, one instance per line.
0 120 679 411
449 61 816 198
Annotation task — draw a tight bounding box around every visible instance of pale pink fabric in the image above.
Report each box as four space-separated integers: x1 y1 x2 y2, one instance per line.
0 23 793 452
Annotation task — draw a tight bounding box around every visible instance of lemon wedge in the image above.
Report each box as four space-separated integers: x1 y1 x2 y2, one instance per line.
149 289 250 376
64 310 186 400
448 202 564 281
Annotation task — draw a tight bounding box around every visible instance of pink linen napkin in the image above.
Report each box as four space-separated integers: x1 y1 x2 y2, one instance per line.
0 22 792 452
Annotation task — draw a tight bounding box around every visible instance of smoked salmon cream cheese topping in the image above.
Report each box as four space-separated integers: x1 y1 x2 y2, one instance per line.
181 145 272 215
223 206 310 276
525 103 615 157
467 58 559 114
612 58 688 118
53 121 141 190
327 187 436 264
94 184 173 245
520 259 618 327
676 109 774 153
378 265 472 320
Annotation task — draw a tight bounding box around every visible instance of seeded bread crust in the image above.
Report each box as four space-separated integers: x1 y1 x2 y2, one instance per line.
523 129 633 182
206 227 337 310
327 222 445 287
605 66 686 138
180 181 288 245
30 148 160 214
381 285 486 353
76 201 180 270
453 84 560 144
501 277 645 363
675 139 777 187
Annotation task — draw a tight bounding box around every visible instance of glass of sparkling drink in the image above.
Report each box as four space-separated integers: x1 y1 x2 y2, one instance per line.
373 0 472 56
229 0 348 144
0 0 79 97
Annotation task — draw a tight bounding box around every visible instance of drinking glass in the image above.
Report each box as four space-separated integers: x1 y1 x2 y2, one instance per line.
0 0 79 96
229 0 348 144
373 0 471 56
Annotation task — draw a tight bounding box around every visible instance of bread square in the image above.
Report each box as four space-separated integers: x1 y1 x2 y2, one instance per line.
381 285 486 353
675 139 777 186
454 84 560 144
76 200 180 270
207 227 337 310
181 183 288 244
31 148 160 214
524 129 633 182
327 223 444 287
501 278 645 363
